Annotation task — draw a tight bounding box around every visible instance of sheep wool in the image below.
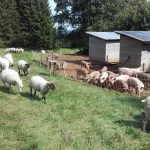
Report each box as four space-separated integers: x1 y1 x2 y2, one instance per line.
3 53 13 66
141 96 150 132
29 76 55 102
17 60 30 75
0 69 23 92
0 57 10 71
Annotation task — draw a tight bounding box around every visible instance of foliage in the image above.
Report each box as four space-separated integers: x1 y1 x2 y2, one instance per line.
54 0 150 48
0 0 58 49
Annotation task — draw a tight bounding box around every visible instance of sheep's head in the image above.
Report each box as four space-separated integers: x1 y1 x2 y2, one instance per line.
16 80 23 88
12 80 23 92
25 63 30 68
46 82 55 90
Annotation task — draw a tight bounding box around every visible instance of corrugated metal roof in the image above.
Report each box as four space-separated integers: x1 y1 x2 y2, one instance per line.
116 31 150 43
86 32 120 40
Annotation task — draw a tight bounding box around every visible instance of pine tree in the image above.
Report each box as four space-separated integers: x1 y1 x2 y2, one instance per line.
0 0 20 46
0 0 57 49
16 0 56 49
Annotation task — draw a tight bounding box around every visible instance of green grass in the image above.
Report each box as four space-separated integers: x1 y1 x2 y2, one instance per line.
0 48 150 150
58 48 80 55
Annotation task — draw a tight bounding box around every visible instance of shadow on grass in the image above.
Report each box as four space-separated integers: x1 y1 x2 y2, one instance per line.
39 72 50 76
115 114 150 132
21 92 41 102
0 86 16 95
114 118 142 129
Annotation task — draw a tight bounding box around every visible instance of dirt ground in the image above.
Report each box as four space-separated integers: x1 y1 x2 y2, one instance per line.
36 54 150 97
57 54 150 97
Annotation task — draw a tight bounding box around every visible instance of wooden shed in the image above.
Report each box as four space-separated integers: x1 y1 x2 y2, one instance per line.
116 31 150 72
86 32 120 64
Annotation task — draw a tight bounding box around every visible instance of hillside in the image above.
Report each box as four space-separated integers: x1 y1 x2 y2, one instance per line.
0 49 150 150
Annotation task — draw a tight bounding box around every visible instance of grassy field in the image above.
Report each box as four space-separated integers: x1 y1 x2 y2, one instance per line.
0 48 150 150
58 48 80 55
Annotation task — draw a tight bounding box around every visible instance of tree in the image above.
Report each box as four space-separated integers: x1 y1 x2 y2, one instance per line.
54 0 150 48
0 0 58 49
54 0 127 47
114 0 150 30
0 0 20 46
16 0 56 49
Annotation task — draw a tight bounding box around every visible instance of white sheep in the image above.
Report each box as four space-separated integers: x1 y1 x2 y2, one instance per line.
18 48 24 53
4 47 15 53
3 53 13 66
17 60 31 75
141 96 150 132
29 76 55 103
41 50 46 54
0 69 23 92
0 57 10 71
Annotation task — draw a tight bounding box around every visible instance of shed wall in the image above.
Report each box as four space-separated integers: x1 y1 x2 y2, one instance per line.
120 35 142 68
89 36 106 64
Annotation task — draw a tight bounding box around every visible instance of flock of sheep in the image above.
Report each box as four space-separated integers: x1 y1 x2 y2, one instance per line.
1 49 150 132
0 50 55 103
5 47 24 53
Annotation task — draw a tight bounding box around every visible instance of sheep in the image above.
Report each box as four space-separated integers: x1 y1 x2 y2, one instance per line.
118 67 143 77
3 53 13 66
136 72 150 88
127 77 144 99
5 47 15 53
0 69 23 92
113 79 128 93
29 76 55 103
141 96 150 132
18 48 24 53
4 48 24 53
0 57 10 71
17 60 31 75
15 48 24 53
41 50 46 54
76 68 89 79
81 60 90 71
